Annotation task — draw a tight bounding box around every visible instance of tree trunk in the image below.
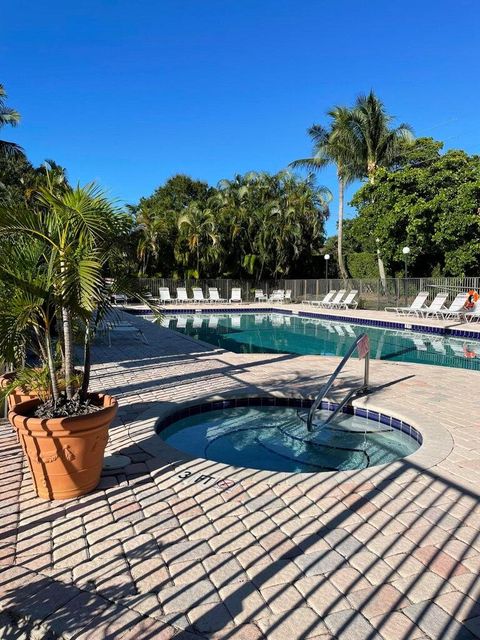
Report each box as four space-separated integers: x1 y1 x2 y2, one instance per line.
337 175 348 281
61 307 74 400
44 322 61 404
80 323 91 401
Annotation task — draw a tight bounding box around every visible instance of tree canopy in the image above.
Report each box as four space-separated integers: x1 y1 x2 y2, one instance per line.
344 138 480 277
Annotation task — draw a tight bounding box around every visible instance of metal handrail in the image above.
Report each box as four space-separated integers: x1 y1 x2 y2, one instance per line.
306 333 370 432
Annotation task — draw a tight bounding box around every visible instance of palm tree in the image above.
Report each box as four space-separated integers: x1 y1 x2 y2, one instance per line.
177 202 219 277
0 182 120 403
350 91 413 183
291 107 363 280
0 84 23 157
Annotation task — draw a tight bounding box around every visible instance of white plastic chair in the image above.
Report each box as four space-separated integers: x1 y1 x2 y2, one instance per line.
159 288 173 304
269 290 285 302
254 289 268 302
321 290 347 308
175 288 192 304
208 287 227 303
229 288 242 303
418 292 449 317
385 291 429 316
435 293 468 320
192 288 206 303
310 290 337 307
334 290 359 309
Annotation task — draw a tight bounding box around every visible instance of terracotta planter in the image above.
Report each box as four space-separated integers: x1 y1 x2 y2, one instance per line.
0 372 38 411
8 393 118 500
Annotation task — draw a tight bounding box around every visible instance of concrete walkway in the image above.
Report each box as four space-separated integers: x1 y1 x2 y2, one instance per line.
1 312 480 639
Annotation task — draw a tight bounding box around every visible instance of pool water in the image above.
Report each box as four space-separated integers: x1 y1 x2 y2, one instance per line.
158 313 480 370
159 405 420 473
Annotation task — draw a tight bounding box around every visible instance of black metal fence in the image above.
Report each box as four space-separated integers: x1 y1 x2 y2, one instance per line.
136 277 480 310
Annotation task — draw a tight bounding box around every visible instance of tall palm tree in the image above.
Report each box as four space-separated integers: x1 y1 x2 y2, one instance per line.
291 107 363 280
350 91 413 183
0 84 23 157
177 202 219 277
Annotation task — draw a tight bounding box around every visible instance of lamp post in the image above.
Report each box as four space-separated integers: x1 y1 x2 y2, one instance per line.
402 246 410 279
324 254 330 280
402 246 410 305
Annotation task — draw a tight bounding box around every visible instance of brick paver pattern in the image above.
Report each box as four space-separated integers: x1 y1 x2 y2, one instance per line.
1 306 480 639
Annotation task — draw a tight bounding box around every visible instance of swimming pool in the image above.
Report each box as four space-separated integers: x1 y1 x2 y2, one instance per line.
157 312 480 370
158 399 420 473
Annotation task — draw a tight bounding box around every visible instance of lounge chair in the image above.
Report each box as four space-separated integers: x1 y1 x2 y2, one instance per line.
434 292 469 320
176 316 187 328
192 287 206 303
284 290 292 303
175 288 192 304
229 288 242 303
334 290 359 309
112 293 128 305
207 287 227 303
464 302 480 323
310 290 337 307
254 289 268 302
269 290 285 302
321 290 347 308
385 291 429 316
159 288 173 304
417 292 449 317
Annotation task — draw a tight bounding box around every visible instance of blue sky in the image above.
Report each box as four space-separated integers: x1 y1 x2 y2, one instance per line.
3 0 480 235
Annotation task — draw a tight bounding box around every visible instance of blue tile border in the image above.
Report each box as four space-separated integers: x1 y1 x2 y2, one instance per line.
155 396 423 445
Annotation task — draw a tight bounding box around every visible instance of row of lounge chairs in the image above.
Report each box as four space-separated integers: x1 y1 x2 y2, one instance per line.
306 289 359 310
386 291 480 322
113 287 294 305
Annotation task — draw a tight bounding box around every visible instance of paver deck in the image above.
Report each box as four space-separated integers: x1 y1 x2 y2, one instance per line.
1 309 480 639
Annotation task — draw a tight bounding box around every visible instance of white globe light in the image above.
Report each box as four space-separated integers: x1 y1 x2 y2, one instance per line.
324 254 330 260
402 246 410 255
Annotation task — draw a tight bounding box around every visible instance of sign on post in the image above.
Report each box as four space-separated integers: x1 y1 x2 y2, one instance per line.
357 334 370 360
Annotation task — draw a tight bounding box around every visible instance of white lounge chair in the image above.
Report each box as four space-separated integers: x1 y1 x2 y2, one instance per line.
159 288 173 304
207 287 227 303
310 290 337 307
465 302 480 323
284 290 292 303
418 292 449 317
434 293 469 320
334 290 359 309
192 287 206 303
269 290 285 302
176 316 187 328
175 288 192 303
112 293 128 305
254 289 268 302
385 291 429 316
229 288 242 303
321 290 347 308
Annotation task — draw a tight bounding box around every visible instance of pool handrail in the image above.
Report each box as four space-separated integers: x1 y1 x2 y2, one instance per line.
306 333 370 432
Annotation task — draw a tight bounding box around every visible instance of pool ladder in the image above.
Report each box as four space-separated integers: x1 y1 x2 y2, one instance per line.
306 333 370 432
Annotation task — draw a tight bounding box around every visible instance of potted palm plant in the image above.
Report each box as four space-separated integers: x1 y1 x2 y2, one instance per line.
0 181 136 499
